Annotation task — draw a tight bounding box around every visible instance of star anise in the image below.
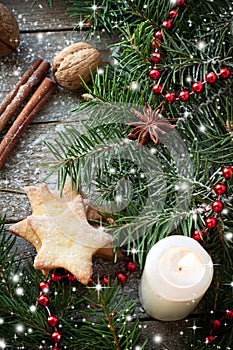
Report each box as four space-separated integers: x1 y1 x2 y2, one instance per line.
127 102 177 146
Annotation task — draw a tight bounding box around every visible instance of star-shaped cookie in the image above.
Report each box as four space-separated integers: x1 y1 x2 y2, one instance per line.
29 195 112 285
9 181 113 284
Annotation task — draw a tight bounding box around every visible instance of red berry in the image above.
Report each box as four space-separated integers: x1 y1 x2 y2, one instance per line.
177 0 186 6
66 272 76 282
154 30 163 40
39 281 50 292
47 315 59 327
192 229 205 241
222 166 233 179
225 310 233 319
51 331 62 343
192 81 203 93
150 52 161 64
205 72 218 84
88 278 94 286
205 217 217 229
205 335 215 343
212 200 224 213
211 319 221 330
164 92 176 103
38 294 49 307
169 10 178 19
219 67 231 79
52 348 60 350
51 272 63 282
152 40 161 49
126 261 137 273
152 84 163 95
178 90 190 101
100 276 109 285
213 182 226 195
162 20 172 29
117 273 127 284
149 69 160 80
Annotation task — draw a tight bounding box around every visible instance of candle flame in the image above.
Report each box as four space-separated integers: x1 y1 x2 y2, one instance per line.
178 252 196 272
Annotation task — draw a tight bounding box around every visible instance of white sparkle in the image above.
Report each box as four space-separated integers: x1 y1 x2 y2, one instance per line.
95 283 102 291
0 340 6 349
15 324 25 333
150 147 157 154
126 315 132 322
199 125 206 133
109 167 116 174
12 275 20 283
131 247 138 255
37 33 43 40
222 208 228 215
130 81 139 90
115 194 123 204
97 68 104 75
78 20 85 29
154 334 162 343
15 287 24 296
0 319 4 325
91 4 98 11
29 305 37 312
197 40 206 50
13 70 20 77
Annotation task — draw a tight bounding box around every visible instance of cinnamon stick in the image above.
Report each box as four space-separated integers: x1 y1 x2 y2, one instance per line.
0 57 43 116
0 59 50 134
0 77 57 170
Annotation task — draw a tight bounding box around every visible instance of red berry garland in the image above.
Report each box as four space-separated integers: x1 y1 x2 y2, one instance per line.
149 0 232 102
204 310 233 345
192 166 232 241
36 262 137 349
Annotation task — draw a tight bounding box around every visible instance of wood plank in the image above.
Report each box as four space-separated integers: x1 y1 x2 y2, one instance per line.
0 30 116 93
0 121 79 210
1 0 75 31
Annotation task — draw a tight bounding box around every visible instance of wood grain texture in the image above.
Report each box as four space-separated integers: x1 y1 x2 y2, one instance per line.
1 0 75 31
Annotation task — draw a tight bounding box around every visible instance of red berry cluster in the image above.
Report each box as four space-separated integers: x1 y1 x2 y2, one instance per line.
192 166 232 241
37 271 76 349
89 261 137 287
205 309 233 344
149 0 232 102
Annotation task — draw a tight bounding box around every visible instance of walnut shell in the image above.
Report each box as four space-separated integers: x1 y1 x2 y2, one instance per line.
0 4 20 56
52 42 101 90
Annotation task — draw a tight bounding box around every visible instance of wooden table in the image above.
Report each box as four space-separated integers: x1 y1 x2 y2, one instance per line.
0 1 198 348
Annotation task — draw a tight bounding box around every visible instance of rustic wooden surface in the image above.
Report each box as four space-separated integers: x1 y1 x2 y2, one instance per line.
0 1 199 348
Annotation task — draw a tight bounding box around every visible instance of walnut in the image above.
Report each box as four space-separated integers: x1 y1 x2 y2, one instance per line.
52 42 101 90
0 4 20 56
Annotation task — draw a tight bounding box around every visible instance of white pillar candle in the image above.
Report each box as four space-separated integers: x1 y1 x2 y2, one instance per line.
139 235 214 321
